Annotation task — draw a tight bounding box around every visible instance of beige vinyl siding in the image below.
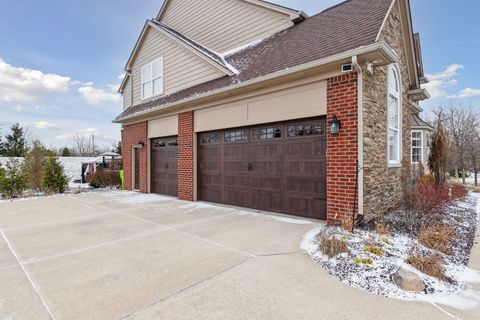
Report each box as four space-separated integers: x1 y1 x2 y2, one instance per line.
160 0 293 52
131 28 225 106
122 76 132 110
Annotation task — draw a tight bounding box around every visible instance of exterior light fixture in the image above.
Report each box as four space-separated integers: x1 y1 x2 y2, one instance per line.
328 115 341 135
136 141 145 149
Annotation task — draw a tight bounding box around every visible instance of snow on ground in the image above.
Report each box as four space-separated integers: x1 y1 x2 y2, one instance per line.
102 190 316 225
301 193 480 310
0 157 92 182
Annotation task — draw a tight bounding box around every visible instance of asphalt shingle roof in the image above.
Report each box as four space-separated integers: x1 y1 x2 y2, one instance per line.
115 0 393 122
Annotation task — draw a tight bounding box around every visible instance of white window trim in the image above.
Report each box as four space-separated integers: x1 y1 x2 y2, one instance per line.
387 64 402 167
141 57 164 100
411 130 423 164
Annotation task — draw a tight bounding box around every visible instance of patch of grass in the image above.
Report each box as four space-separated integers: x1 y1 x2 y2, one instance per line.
381 238 393 245
340 216 354 233
375 223 391 236
364 245 385 256
418 225 457 255
352 257 373 265
319 235 349 258
406 252 447 281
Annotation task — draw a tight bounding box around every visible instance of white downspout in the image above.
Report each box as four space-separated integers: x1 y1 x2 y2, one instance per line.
352 56 364 217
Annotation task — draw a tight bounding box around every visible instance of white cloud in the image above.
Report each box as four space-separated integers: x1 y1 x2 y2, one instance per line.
426 64 464 81
118 73 126 80
422 64 464 99
34 121 61 131
54 127 111 142
78 84 121 106
0 58 71 102
458 88 480 98
106 83 121 92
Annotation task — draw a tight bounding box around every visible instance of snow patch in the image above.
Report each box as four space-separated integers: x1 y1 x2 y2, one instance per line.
103 191 173 206
301 193 480 310
271 216 313 225
222 38 266 57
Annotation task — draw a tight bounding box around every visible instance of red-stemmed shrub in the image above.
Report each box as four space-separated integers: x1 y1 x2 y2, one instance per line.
416 181 450 214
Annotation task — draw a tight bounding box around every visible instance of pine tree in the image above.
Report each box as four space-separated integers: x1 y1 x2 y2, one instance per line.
0 158 27 198
3 123 27 157
428 118 448 186
43 156 68 193
61 147 72 157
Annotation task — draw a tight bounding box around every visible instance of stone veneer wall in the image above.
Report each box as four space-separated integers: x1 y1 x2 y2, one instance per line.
362 0 412 220
326 73 358 223
121 121 148 192
178 111 195 201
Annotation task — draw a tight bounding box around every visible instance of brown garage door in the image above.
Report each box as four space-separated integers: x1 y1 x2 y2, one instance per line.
151 136 178 196
198 117 327 220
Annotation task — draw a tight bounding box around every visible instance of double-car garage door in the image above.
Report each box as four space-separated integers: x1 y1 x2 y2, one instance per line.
151 117 327 220
198 117 327 220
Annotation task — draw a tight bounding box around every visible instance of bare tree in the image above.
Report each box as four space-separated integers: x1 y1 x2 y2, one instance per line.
73 133 88 157
441 105 478 184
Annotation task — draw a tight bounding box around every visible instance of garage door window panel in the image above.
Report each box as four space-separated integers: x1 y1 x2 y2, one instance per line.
224 130 248 142
287 123 324 138
201 133 221 144
253 127 282 140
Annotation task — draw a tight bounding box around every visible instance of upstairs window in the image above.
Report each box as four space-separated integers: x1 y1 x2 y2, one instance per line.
387 65 402 165
141 58 164 99
411 131 422 163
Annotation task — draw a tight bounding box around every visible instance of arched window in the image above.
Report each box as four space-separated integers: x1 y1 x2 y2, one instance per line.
387 64 401 164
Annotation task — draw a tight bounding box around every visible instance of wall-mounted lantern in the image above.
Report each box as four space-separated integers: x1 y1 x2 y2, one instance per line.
136 141 145 149
328 115 341 135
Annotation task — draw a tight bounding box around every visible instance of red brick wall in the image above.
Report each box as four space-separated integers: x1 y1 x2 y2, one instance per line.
121 122 148 193
326 73 358 224
178 111 195 201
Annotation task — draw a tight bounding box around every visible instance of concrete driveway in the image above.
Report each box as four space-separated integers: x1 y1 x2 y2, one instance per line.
0 191 461 319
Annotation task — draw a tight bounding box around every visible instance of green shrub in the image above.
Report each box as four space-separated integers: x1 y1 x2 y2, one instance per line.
364 245 385 256
0 158 28 199
352 257 373 265
43 156 68 193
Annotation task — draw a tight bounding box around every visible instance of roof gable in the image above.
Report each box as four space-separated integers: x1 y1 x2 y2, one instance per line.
156 0 306 22
376 0 422 90
156 0 303 53
119 20 235 92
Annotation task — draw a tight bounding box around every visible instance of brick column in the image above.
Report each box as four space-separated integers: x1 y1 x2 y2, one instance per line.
121 121 148 193
326 73 358 224
178 111 195 201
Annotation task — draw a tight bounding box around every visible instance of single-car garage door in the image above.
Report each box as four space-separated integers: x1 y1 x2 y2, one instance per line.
151 136 178 196
198 117 327 220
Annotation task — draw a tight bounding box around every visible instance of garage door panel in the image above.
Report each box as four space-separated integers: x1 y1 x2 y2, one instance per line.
252 191 283 212
223 187 251 208
151 137 178 197
199 186 222 203
286 197 326 220
198 117 327 220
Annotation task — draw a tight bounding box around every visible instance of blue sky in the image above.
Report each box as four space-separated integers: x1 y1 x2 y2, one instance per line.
0 0 478 148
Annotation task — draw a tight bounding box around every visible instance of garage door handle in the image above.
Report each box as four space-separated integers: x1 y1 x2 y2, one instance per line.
165 163 168 169
248 162 253 171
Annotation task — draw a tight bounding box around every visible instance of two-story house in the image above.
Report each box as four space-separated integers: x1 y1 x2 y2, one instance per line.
114 0 430 223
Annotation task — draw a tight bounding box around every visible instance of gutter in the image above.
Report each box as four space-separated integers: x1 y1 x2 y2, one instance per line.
114 42 398 123
352 56 364 218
